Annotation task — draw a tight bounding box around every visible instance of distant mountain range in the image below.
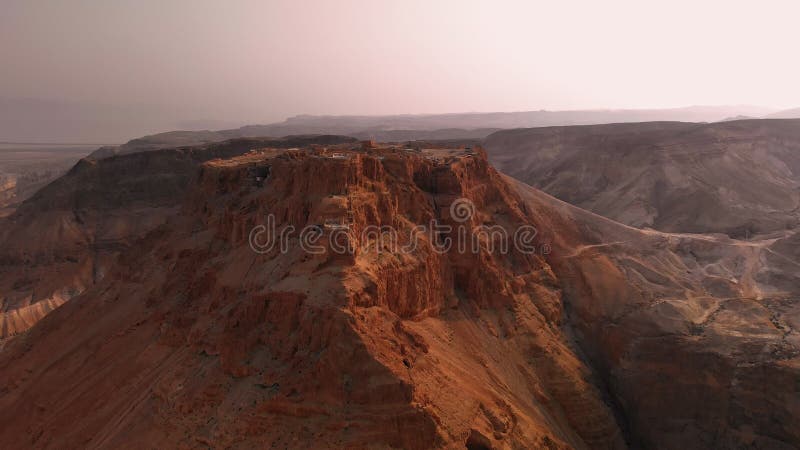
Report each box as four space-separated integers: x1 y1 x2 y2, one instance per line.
0 97 784 145
768 107 800 119
83 105 782 158
275 105 778 130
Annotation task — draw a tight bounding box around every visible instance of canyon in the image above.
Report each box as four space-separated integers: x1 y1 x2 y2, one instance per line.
5 2 799 447
0 139 797 448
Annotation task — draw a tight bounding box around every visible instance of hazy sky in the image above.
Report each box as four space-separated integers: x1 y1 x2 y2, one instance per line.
2 0 799 126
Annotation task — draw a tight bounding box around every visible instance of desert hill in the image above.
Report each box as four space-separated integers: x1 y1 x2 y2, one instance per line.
0 95 773 146
0 136 356 339
0 143 627 448
514 177 800 448
0 145 94 216
0 142 797 448
484 119 800 237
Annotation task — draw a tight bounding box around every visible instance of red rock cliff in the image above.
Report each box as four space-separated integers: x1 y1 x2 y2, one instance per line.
0 145 626 449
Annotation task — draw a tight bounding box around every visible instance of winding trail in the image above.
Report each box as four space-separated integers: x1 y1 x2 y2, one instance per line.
562 241 627 259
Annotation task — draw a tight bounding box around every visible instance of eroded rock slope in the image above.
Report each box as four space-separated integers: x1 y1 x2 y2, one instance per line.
0 144 627 449
0 136 356 339
0 142 797 449
485 119 800 237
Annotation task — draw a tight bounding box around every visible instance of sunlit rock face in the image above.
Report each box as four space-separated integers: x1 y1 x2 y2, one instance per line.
0 144 626 449
0 140 797 449
0 136 357 340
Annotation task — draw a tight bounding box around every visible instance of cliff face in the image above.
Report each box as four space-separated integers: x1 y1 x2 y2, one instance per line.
1 142 798 449
0 174 15 202
0 151 186 339
0 174 16 218
0 145 626 449
0 136 357 339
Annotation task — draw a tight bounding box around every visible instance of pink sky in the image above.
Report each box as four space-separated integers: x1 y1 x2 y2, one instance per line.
2 0 799 125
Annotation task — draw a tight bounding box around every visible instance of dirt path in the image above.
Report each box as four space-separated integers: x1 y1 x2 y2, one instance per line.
562 241 627 259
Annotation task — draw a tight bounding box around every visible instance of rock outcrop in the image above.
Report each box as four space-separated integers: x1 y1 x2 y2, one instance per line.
0 174 15 205
0 141 797 449
0 136 357 339
0 144 627 448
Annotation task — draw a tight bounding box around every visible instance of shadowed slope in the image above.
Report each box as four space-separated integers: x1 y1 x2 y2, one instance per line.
511 177 800 449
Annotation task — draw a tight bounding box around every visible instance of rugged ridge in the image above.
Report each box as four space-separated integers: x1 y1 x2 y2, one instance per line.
1 141 798 449
81 106 775 160
485 119 800 237
0 136 357 339
514 177 800 448
0 144 626 448
0 145 93 216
